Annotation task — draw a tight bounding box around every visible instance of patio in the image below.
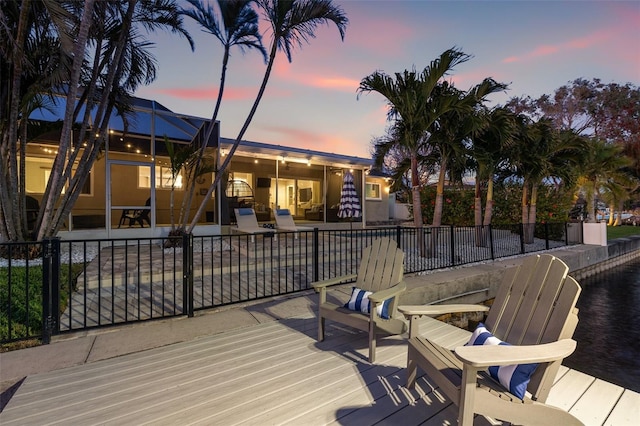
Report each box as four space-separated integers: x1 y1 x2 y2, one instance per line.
1 307 637 425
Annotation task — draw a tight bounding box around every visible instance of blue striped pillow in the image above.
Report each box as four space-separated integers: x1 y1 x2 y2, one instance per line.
344 287 391 319
466 323 539 400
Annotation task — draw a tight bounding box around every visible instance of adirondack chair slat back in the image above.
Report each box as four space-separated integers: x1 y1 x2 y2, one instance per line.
356 238 404 293
484 254 581 402
528 275 581 400
485 254 542 339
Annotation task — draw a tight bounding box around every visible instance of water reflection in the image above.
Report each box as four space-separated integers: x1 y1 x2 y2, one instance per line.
564 257 640 392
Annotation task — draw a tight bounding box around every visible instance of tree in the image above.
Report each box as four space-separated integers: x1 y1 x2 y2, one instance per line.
357 48 472 235
469 107 516 245
187 0 348 232
0 0 76 242
0 0 195 243
507 117 584 242
427 78 507 227
575 139 634 223
508 78 640 189
177 0 266 233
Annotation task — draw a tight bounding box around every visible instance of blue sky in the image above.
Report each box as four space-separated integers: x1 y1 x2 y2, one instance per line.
135 0 640 158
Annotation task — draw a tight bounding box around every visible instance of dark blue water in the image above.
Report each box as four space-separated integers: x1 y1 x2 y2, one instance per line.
564 257 640 392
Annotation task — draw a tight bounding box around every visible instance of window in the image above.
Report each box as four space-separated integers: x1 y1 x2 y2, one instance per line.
365 182 381 200
138 166 183 189
26 157 92 195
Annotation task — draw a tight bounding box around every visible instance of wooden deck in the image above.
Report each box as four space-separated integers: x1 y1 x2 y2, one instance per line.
1 315 638 425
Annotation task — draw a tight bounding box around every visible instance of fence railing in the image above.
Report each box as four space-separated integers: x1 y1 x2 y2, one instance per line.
0 222 583 344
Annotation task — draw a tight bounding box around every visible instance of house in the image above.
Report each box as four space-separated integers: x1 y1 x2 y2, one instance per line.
24 96 394 239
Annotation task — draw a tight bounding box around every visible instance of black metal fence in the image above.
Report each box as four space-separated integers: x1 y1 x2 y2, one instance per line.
0 222 583 344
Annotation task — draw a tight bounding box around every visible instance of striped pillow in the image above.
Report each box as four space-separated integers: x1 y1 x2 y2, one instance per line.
344 287 391 319
466 323 539 400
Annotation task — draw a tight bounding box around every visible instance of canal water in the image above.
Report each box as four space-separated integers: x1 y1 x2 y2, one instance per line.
564 256 640 393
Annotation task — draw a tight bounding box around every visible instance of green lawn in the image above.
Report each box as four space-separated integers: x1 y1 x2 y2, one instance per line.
607 225 640 240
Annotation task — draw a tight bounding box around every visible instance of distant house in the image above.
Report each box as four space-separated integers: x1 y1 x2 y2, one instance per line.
25 95 392 239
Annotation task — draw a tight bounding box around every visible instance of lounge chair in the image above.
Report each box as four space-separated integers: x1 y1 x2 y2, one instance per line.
274 208 312 238
312 237 406 363
233 208 276 242
399 253 583 426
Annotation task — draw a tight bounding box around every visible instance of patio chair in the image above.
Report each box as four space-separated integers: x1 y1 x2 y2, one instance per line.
233 208 276 242
118 198 151 228
399 254 583 426
312 237 406 363
274 208 312 238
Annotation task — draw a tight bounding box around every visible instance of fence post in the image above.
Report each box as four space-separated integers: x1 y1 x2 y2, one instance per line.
41 237 60 344
313 228 319 283
182 233 194 317
519 223 525 254
396 225 402 248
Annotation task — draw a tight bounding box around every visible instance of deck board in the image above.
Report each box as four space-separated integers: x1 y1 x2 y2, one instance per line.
1 315 636 426
569 379 624 425
604 389 640 425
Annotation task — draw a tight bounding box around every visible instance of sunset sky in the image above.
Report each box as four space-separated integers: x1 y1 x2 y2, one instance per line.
135 0 640 159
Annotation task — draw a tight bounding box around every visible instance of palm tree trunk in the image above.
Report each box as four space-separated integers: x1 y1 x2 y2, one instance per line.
2 0 31 242
607 202 615 226
474 178 484 246
409 155 427 257
188 41 279 232
45 0 131 238
480 178 494 247
521 181 530 243
180 48 231 230
37 0 96 239
432 162 447 227
526 184 538 244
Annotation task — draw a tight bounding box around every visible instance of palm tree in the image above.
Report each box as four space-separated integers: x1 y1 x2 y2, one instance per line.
469 107 516 245
0 0 76 242
358 48 472 233
427 78 507 228
178 0 266 231
188 0 348 231
601 174 638 226
508 118 584 243
576 139 634 223
39 0 195 240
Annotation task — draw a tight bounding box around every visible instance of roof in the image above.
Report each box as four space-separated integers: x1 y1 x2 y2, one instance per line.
29 93 373 168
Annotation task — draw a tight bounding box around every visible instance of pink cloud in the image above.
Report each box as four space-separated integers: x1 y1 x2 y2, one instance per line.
501 20 628 65
258 124 364 156
531 45 561 57
153 85 295 102
155 87 255 101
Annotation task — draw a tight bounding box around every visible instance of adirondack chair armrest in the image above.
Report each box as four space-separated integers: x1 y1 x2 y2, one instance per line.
311 273 358 292
398 304 490 317
368 281 407 303
454 339 577 368
399 304 490 338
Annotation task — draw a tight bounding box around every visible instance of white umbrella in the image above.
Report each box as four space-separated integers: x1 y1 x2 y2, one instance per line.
338 171 361 225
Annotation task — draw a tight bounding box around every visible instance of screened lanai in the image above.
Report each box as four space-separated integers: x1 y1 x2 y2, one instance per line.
25 95 386 239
